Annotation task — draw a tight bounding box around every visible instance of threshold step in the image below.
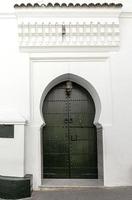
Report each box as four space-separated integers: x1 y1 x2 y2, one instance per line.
40 179 103 189
39 186 104 191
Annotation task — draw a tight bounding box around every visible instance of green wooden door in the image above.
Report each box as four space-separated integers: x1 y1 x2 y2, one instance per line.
42 81 98 179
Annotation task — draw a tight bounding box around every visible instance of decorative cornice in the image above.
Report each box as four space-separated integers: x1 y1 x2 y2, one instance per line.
14 3 123 9
14 3 122 52
16 21 121 51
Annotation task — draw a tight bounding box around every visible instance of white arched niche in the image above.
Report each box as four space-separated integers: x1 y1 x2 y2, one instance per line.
40 73 104 185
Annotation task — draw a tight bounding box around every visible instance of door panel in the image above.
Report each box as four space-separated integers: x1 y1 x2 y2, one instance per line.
42 81 98 179
44 127 67 140
70 127 97 179
44 113 67 126
70 167 98 178
70 141 96 154
44 154 69 178
44 167 69 178
44 101 67 113
69 113 94 126
69 127 96 140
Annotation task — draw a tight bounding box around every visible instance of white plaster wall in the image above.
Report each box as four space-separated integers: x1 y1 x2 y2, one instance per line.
103 17 132 186
0 17 29 119
0 125 25 177
0 9 29 178
0 0 132 189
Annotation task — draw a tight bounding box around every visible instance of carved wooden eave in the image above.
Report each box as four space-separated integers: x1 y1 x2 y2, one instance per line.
14 3 123 52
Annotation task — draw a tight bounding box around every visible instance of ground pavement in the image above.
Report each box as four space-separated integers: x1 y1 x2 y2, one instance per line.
24 187 132 200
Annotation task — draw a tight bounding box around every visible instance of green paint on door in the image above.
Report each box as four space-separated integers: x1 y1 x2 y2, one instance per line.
42 81 98 179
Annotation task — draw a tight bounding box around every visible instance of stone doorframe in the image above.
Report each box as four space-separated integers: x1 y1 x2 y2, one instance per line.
39 73 104 184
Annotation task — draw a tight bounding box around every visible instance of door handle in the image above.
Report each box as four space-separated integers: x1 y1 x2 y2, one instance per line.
64 118 68 124
71 135 77 141
69 118 73 123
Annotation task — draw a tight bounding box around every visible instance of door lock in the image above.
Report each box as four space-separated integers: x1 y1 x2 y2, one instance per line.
64 118 73 124
71 135 77 141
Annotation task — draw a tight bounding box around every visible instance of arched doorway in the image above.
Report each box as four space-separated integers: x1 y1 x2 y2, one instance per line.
42 81 98 179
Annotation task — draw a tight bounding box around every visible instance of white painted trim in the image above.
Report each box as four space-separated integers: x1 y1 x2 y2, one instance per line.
0 121 26 125
0 11 131 19
0 111 27 125
1 11 132 20
20 46 120 53
30 57 108 63
15 8 122 18
29 52 109 59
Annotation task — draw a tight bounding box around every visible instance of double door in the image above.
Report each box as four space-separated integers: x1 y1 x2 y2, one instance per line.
42 81 98 178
